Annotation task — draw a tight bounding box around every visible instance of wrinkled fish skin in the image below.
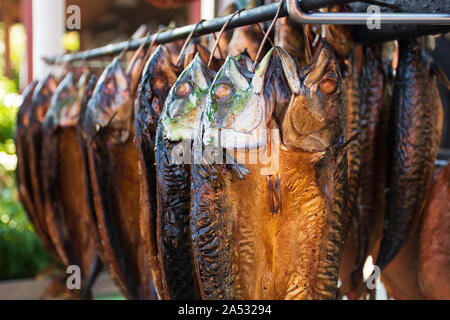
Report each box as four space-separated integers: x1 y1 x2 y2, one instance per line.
190 53 257 300
26 75 59 255
135 45 179 299
347 46 385 296
276 40 348 299
376 39 444 270
343 48 362 263
156 53 216 299
41 73 101 299
84 48 156 300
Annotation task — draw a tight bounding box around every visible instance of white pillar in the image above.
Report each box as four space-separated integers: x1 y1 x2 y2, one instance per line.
201 0 216 20
32 0 65 80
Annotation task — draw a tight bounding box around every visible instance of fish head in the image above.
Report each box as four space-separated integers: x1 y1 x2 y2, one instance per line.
203 53 270 150
85 57 131 143
138 45 179 118
45 73 79 128
31 75 58 123
162 53 215 141
281 39 344 153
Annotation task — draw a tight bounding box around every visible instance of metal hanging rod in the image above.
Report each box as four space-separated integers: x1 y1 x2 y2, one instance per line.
44 0 450 64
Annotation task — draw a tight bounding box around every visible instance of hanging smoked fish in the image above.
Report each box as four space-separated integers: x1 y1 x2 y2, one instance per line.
26 75 59 255
76 73 102 257
191 39 347 300
155 50 220 299
16 80 55 254
84 46 156 300
135 45 180 299
376 39 444 271
41 73 102 299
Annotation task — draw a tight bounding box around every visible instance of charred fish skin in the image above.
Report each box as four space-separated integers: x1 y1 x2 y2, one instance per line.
156 53 216 299
135 45 179 299
376 39 444 271
27 75 59 255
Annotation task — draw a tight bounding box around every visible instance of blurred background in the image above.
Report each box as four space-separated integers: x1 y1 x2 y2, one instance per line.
0 0 448 299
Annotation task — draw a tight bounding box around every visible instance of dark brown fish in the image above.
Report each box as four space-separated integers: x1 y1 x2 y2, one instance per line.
135 45 180 299
26 75 59 255
419 164 450 299
376 39 444 270
76 73 102 256
41 72 101 299
343 46 385 298
155 51 220 299
16 80 55 253
84 46 156 299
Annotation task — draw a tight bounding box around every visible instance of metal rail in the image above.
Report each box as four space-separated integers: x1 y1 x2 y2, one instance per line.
43 0 450 64
288 0 450 25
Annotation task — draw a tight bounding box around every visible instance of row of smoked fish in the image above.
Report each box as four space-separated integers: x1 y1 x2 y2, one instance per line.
15 4 450 300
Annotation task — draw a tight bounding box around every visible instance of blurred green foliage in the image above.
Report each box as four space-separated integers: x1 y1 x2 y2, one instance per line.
0 25 53 281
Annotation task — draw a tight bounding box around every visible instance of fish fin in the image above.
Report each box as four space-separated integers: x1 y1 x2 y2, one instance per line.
430 62 450 90
229 163 250 179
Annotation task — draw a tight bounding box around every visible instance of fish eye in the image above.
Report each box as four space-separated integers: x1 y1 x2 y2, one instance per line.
176 81 192 98
319 75 338 95
152 77 166 92
213 83 234 101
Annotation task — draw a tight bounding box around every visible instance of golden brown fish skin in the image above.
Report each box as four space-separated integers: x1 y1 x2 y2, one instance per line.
419 164 450 299
376 39 444 271
26 76 59 255
41 73 102 299
274 40 348 299
84 47 156 300
135 45 180 300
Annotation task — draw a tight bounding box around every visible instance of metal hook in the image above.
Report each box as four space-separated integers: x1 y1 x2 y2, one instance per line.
209 9 244 68
176 19 205 67
252 0 285 72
